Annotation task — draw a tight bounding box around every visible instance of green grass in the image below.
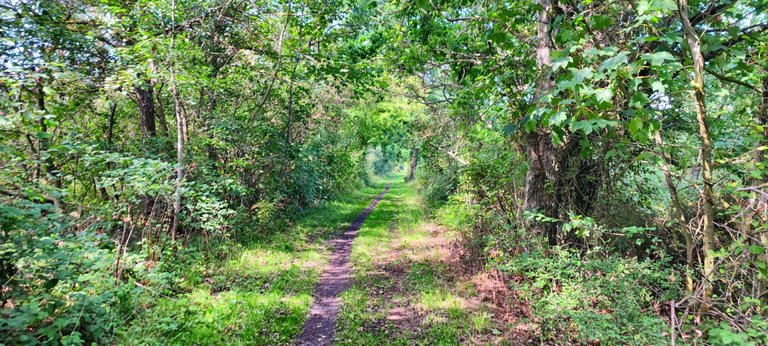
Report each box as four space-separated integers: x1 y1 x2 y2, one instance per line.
334 176 502 345
119 175 499 345
118 180 391 345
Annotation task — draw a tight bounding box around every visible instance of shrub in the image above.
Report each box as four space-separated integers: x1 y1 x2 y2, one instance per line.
709 317 768 346
0 203 135 344
494 248 679 345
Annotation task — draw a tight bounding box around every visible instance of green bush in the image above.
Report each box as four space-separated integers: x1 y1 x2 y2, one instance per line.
709 318 768 346
416 165 459 208
0 203 135 345
494 248 679 345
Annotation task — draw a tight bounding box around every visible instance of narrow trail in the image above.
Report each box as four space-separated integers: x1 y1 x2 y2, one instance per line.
296 183 390 346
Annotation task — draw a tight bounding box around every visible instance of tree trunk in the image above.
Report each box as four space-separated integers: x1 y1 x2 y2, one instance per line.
171 81 183 242
155 84 170 137
150 61 169 137
655 130 695 293
253 1 292 118
524 0 560 246
171 80 185 238
678 0 716 304
35 83 63 211
407 147 419 181
759 78 768 263
101 102 117 199
524 131 559 245
744 77 768 283
134 82 157 141
106 102 117 147
285 56 300 145
170 5 183 242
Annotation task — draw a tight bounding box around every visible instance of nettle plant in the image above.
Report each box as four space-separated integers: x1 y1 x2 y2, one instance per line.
0 201 134 344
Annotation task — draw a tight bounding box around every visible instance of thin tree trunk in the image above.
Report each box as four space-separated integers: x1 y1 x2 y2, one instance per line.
106 102 117 147
207 88 217 114
102 102 117 199
253 0 292 118
171 85 183 242
407 147 419 181
678 0 716 304
35 83 63 211
155 83 170 137
744 77 768 285
149 60 169 137
285 56 300 145
655 130 695 293
759 78 768 261
135 83 159 224
170 0 183 242
178 96 189 143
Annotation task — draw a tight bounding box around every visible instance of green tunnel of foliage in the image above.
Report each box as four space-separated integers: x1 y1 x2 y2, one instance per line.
2 0 768 344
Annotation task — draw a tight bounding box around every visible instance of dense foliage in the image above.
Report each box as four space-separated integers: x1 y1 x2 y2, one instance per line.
1 0 767 344
405 0 768 343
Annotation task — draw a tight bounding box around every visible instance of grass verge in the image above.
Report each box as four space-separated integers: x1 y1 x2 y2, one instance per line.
118 180 390 345
334 178 505 345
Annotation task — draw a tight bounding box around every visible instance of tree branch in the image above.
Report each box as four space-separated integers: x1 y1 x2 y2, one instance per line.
704 67 761 93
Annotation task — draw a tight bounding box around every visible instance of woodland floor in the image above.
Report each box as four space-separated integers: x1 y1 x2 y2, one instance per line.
124 175 527 345
299 177 527 345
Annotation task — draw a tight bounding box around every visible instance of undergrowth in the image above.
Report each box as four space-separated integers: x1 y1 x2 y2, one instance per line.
115 180 391 344
435 192 683 345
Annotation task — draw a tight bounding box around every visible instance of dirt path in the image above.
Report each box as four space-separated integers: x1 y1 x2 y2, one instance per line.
296 183 390 346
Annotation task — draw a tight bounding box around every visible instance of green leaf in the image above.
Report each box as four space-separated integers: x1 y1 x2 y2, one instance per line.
590 15 612 30
594 88 612 103
525 117 538 132
642 51 676 65
653 0 677 13
630 92 650 108
637 0 650 14
571 118 617 135
571 120 594 134
551 56 573 71
748 245 766 255
628 116 644 135
599 51 629 71
639 0 676 14
36 131 53 139
584 47 618 58
549 111 567 126
569 67 593 84
651 80 665 93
